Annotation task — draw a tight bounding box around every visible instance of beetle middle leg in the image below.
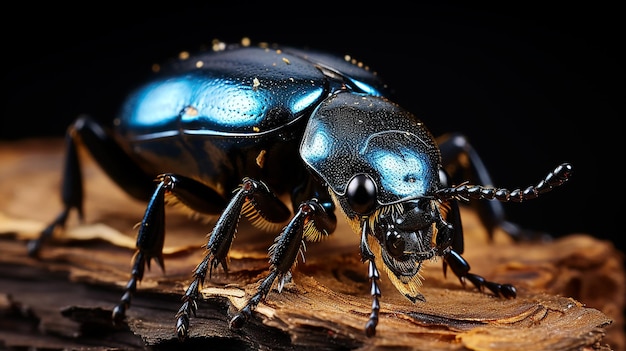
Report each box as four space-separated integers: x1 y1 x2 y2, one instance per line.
174 177 338 340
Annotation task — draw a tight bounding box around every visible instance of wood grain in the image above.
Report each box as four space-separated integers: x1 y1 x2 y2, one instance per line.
0 138 623 351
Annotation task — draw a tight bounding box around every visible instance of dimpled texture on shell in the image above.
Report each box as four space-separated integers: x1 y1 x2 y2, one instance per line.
300 92 442 205
118 46 329 138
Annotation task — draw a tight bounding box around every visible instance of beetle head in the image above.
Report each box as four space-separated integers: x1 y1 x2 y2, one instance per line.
336 172 443 302
300 92 446 301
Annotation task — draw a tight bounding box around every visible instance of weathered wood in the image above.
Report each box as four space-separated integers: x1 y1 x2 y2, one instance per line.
0 138 623 350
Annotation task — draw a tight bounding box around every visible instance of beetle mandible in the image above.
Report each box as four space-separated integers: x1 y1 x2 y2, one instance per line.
27 40 572 340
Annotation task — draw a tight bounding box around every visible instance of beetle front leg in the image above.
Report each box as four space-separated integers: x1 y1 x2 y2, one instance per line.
227 198 336 333
443 249 517 299
435 214 516 299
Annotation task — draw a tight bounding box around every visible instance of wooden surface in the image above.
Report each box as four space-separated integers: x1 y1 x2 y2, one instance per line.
0 138 624 351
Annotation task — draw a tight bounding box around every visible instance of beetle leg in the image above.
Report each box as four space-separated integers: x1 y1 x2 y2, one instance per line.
27 132 82 256
28 116 155 257
437 199 464 254
359 220 382 337
443 249 517 299
226 198 336 334
112 173 232 324
434 201 516 298
175 177 296 340
112 176 170 323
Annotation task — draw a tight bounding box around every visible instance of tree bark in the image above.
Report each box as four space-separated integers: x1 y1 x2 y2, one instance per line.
0 138 623 351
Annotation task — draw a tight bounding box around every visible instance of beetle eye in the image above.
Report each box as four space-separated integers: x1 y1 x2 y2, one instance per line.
386 231 405 257
346 174 377 215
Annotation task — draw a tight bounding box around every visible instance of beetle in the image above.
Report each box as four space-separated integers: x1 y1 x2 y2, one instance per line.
27 40 572 340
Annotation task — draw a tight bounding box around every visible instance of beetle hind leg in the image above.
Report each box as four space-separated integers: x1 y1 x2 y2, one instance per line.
28 116 156 257
27 126 83 257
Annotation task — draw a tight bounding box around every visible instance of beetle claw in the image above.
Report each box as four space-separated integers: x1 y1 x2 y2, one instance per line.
26 239 42 257
365 318 378 337
112 304 126 323
176 314 189 341
229 311 248 329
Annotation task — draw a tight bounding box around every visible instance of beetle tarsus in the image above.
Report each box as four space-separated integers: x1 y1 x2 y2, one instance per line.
365 260 381 337
28 208 72 257
365 317 378 337
176 314 189 341
174 260 204 341
229 271 278 330
359 222 382 337
498 284 517 299
444 249 516 299
112 304 126 324
113 251 147 321
175 299 195 341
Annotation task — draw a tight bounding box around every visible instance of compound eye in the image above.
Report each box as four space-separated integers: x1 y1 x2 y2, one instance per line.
346 174 378 215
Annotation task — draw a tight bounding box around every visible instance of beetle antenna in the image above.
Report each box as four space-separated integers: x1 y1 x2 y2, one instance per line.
435 163 572 203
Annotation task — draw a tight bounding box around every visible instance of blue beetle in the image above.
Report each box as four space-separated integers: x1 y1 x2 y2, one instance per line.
28 40 572 340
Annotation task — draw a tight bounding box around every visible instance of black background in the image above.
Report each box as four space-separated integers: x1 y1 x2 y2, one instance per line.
3 3 623 253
